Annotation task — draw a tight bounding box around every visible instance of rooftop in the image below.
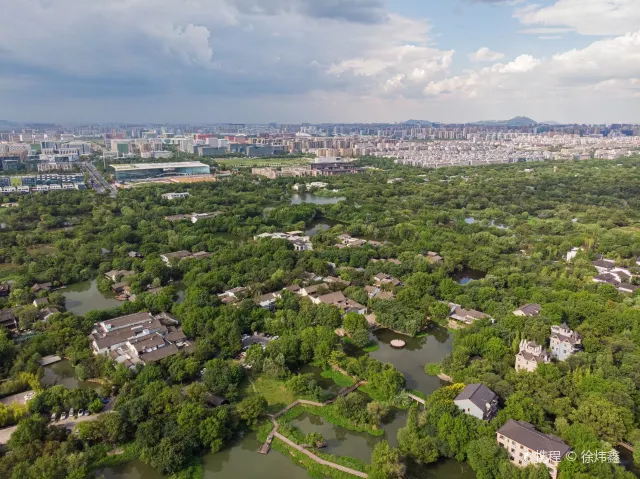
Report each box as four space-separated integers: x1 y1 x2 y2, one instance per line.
455 383 497 410
498 420 570 459
110 161 208 171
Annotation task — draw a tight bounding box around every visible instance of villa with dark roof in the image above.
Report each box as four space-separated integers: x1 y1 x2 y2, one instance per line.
497 419 571 479
454 384 498 420
513 303 541 317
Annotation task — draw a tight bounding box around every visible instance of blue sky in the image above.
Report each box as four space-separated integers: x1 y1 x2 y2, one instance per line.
0 0 638 124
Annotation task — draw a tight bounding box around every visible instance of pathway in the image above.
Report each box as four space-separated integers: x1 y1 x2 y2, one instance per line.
259 379 369 477
274 430 368 478
406 393 425 405
618 441 635 452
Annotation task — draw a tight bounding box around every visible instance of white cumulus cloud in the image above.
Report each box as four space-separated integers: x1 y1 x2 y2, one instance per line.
468 47 505 62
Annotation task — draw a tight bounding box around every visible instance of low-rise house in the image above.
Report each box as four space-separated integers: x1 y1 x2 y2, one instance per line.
165 212 222 223
161 192 190 200
161 250 192 265
593 271 637 294
448 303 489 325
33 297 49 308
111 282 130 295
257 292 277 310
515 340 551 372
317 291 367 315
31 282 52 293
282 284 301 294
425 251 443 263
371 258 401 265
218 287 248 304
618 283 639 294
513 304 541 317
335 234 367 248
161 250 210 265
454 384 499 420
254 231 313 251
323 276 351 287
90 311 189 366
104 270 135 282
39 307 60 321
564 247 583 262
549 323 582 361
365 285 395 300
365 313 379 329
373 273 402 287
497 419 570 479
592 257 616 273
0 309 18 330
204 393 230 407
299 283 330 302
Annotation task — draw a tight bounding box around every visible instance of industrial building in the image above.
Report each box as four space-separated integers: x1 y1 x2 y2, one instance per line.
110 162 211 182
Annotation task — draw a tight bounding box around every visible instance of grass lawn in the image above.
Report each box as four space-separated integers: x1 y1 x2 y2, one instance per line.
239 375 298 414
320 369 355 388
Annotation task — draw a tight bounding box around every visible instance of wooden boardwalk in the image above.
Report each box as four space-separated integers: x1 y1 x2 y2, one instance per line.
407 393 426 405
618 441 635 452
274 431 367 478
258 379 369 477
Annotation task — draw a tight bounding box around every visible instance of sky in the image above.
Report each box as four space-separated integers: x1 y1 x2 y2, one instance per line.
0 0 639 124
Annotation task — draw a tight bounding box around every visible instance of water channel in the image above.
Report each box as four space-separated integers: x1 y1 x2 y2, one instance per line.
291 193 346 205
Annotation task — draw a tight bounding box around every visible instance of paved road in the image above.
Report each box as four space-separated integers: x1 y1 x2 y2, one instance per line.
85 162 116 197
0 398 114 446
0 390 35 407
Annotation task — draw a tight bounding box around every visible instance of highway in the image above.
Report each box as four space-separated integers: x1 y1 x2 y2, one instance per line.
84 161 116 197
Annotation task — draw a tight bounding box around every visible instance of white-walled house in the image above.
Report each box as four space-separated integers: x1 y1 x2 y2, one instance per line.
549 323 582 361
454 384 499 420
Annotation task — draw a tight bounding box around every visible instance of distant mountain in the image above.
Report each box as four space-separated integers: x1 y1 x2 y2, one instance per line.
404 119 433 126
539 121 560 125
472 116 538 127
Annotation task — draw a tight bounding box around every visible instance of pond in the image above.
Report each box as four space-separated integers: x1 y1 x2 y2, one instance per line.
291 409 405 463
296 364 343 397
369 328 453 395
290 193 346 205
452 268 487 285
95 431 310 479
304 218 343 236
489 220 508 230
94 327 475 479
63 279 121 316
41 359 100 391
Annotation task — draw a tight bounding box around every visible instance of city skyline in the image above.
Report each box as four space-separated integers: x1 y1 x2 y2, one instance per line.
1 0 639 124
